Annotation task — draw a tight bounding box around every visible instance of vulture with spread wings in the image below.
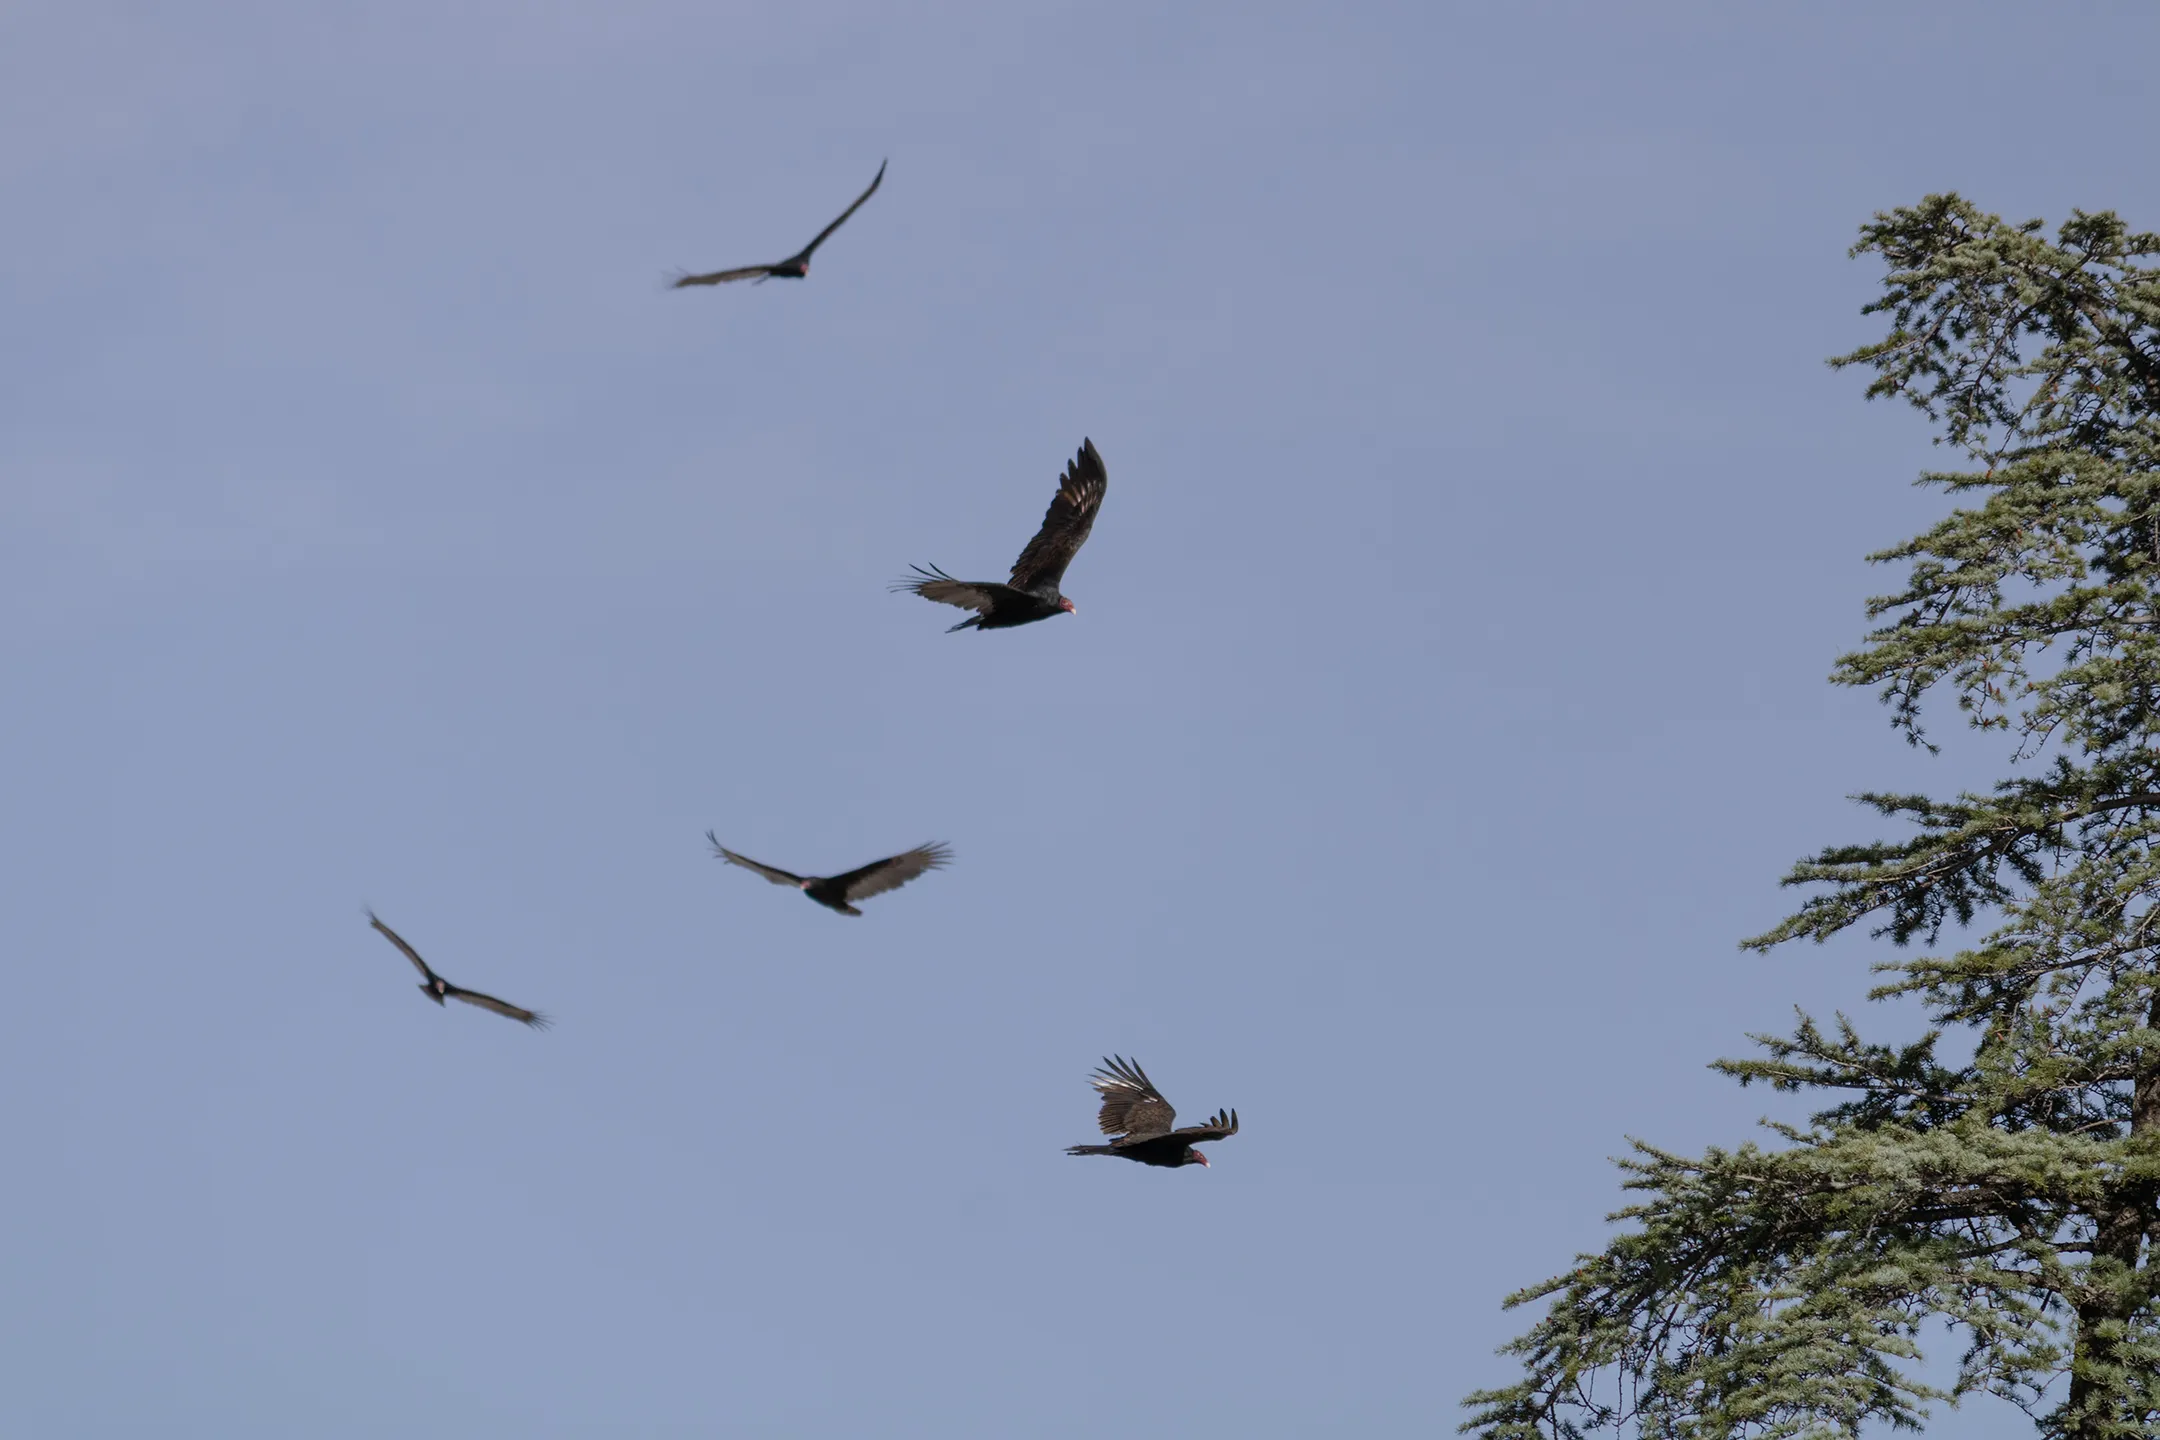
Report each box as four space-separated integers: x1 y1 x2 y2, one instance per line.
367 911 550 1029
894 438 1107 631
1066 1055 1238 1169
707 833 950 916
670 160 886 287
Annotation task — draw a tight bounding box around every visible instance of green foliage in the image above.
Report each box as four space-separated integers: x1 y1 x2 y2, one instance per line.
1464 196 2160 1440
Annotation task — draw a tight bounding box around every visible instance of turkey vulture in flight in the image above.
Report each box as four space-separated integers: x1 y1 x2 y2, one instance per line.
671 160 886 287
894 439 1108 631
366 911 550 1029
1066 1055 1238 1169
706 833 950 916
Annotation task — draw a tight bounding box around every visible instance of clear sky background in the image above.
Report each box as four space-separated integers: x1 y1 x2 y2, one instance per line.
6 4 2159 1436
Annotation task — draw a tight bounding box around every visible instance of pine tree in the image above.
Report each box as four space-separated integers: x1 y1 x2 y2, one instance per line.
1462 195 2160 1440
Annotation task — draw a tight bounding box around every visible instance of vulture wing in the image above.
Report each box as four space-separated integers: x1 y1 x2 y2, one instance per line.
1172 1108 1239 1144
797 159 887 259
830 842 952 904
443 983 551 1030
708 835 808 887
368 911 440 985
891 565 1016 622
1007 439 1106 592
671 264 777 288
1089 1055 1178 1140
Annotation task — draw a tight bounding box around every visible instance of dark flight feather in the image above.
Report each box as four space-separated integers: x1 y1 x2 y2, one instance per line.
889 564 1023 632
1090 1054 1179 1138
441 985 551 1027
369 910 439 985
707 842 809 887
1007 438 1107 592
1171 1109 1240 1144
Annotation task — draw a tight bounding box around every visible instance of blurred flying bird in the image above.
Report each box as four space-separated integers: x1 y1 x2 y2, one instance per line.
671 160 886 287
367 911 550 1029
706 834 950 916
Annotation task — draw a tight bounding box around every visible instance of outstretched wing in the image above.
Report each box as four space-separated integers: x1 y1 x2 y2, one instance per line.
368 910 438 984
708 835 807 887
1008 439 1106 592
1088 1055 1177 1140
798 158 887 259
830 842 952 904
1172 1108 1238 1144
671 264 777 287
443 984 550 1030
892 564 1008 617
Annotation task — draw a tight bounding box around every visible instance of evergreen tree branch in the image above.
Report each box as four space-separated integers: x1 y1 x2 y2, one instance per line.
1469 195 2160 1440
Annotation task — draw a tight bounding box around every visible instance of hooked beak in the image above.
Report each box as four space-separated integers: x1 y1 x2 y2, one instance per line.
1193 1151 1209 1168
1060 597 1077 615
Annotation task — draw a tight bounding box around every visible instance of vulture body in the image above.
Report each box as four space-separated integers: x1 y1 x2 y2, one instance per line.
367 912 550 1030
895 439 1106 631
707 833 950 916
671 160 885 287
1066 1055 1238 1169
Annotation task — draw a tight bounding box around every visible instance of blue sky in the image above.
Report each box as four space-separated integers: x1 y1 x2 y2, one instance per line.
6 4 2160 1436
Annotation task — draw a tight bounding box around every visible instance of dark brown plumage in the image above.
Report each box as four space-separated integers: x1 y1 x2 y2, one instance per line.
707 833 950 916
894 438 1107 631
1065 1055 1238 1169
671 160 886 287
367 911 550 1029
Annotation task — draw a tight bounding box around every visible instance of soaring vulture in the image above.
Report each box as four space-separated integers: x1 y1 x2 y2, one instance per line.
366 911 550 1029
1065 1055 1238 1169
707 833 950 916
894 438 1107 631
671 160 886 287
